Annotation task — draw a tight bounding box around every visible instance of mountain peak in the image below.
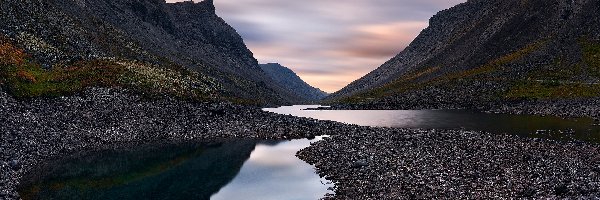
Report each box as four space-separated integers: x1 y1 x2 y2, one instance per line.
260 63 328 101
0 0 305 104
200 0 215 10
171 0 215 12
329 0 600 108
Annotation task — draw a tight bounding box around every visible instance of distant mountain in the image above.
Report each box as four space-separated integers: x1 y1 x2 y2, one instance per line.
260 63 327 101
328 0 600 109
0 0 305 104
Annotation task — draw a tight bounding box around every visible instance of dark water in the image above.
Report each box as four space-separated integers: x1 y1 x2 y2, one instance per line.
264 105 600 142
19 138 332 200
20 106 600 200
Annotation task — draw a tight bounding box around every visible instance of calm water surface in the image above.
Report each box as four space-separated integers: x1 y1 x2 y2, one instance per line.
264 105 600 142
21 106 600 200
19 137 332 200
210 137 333 200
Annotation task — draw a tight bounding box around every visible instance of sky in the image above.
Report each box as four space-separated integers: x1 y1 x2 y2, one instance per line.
167 0 466 93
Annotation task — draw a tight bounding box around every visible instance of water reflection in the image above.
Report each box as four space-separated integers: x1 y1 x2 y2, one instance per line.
264 105 600 142
21 106 598 200
211 137 332 200
19 137 331 200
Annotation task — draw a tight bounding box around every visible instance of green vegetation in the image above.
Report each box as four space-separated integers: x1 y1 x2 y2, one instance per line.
0 37 221 101
580 37 600 76
340 40 549 104
528 58 584 81
3 60 125 97
504 38 600 100
338 67 440 103
506 81 600 100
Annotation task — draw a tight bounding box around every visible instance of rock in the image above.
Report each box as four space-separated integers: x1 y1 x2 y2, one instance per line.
260 63 327 101
305 134 315 140
8 160 20 171
518 187 537 198
0 86 353 198
323 0 600 122
352 160 369 168
0 0 308 105
554 184 569 196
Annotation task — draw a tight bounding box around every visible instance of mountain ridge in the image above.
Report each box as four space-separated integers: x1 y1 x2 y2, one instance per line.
260 63 327 101
328 0 600 110
0 0 307 104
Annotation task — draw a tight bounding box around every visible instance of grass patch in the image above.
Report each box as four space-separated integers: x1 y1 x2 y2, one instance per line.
3 60 125 97
505 80 600 100
503 38 600 100
526 57 585 81
580 37 600 76
1 37 221 101
338 67 441 103
339 40 549 104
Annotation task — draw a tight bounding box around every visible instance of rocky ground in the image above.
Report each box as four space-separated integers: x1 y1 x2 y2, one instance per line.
0 87 345 200
3 87 600 199
487 98 600 119
298 128 600 199
324 96 600 120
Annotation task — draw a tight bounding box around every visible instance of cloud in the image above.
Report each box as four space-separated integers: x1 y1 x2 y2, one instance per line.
324 21 428 58
167 0 466 92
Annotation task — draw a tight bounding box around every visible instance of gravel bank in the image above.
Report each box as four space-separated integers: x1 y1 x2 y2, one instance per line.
0 87 345 199
298 128 600 199
487 98 600 119
3 88 600 199
324 97 600 120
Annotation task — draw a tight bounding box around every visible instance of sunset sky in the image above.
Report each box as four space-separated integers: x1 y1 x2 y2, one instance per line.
167 0 465 93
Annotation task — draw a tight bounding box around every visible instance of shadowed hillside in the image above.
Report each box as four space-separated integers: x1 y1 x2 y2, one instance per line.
260 63 327 101
0 0 307 104
329 0 600 110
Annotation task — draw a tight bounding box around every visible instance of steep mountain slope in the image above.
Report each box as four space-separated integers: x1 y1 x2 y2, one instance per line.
329 0 600 109
0 0 304 104
260 63 327 101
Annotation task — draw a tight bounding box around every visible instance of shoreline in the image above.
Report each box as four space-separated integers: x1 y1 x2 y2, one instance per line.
318 98 600 120
298 129 600 199
2 88 600 199
0 87 349 199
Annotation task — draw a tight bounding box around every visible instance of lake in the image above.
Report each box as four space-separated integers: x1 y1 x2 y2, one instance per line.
265 105 600 142
19 105 600 200
18 137 333 200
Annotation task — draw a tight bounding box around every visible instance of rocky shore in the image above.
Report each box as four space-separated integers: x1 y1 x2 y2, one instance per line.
322 96 600 120
3 87 600 199
488 98 600 119
298 128 600 199
0 87 345 199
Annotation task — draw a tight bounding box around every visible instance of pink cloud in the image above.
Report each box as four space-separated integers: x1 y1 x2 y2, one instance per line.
166 0 466 93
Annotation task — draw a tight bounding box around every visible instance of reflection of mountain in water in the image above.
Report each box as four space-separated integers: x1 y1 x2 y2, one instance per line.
19 141 257 200
258 140 283 147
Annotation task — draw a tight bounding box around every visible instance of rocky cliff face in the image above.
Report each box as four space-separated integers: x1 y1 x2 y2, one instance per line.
329 0 600 108
0 0 304 104
260 63 327 101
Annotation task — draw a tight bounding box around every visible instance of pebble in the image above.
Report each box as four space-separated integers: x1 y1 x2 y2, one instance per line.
326 93 600 120
351 160 369 168
298 129 600 199
0 87 349 199
3 87 600 199
7 160 19 171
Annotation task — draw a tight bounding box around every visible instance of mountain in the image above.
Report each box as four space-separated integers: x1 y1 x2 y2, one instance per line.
328 0 600 109
0 0 305 104
260 63 327 101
